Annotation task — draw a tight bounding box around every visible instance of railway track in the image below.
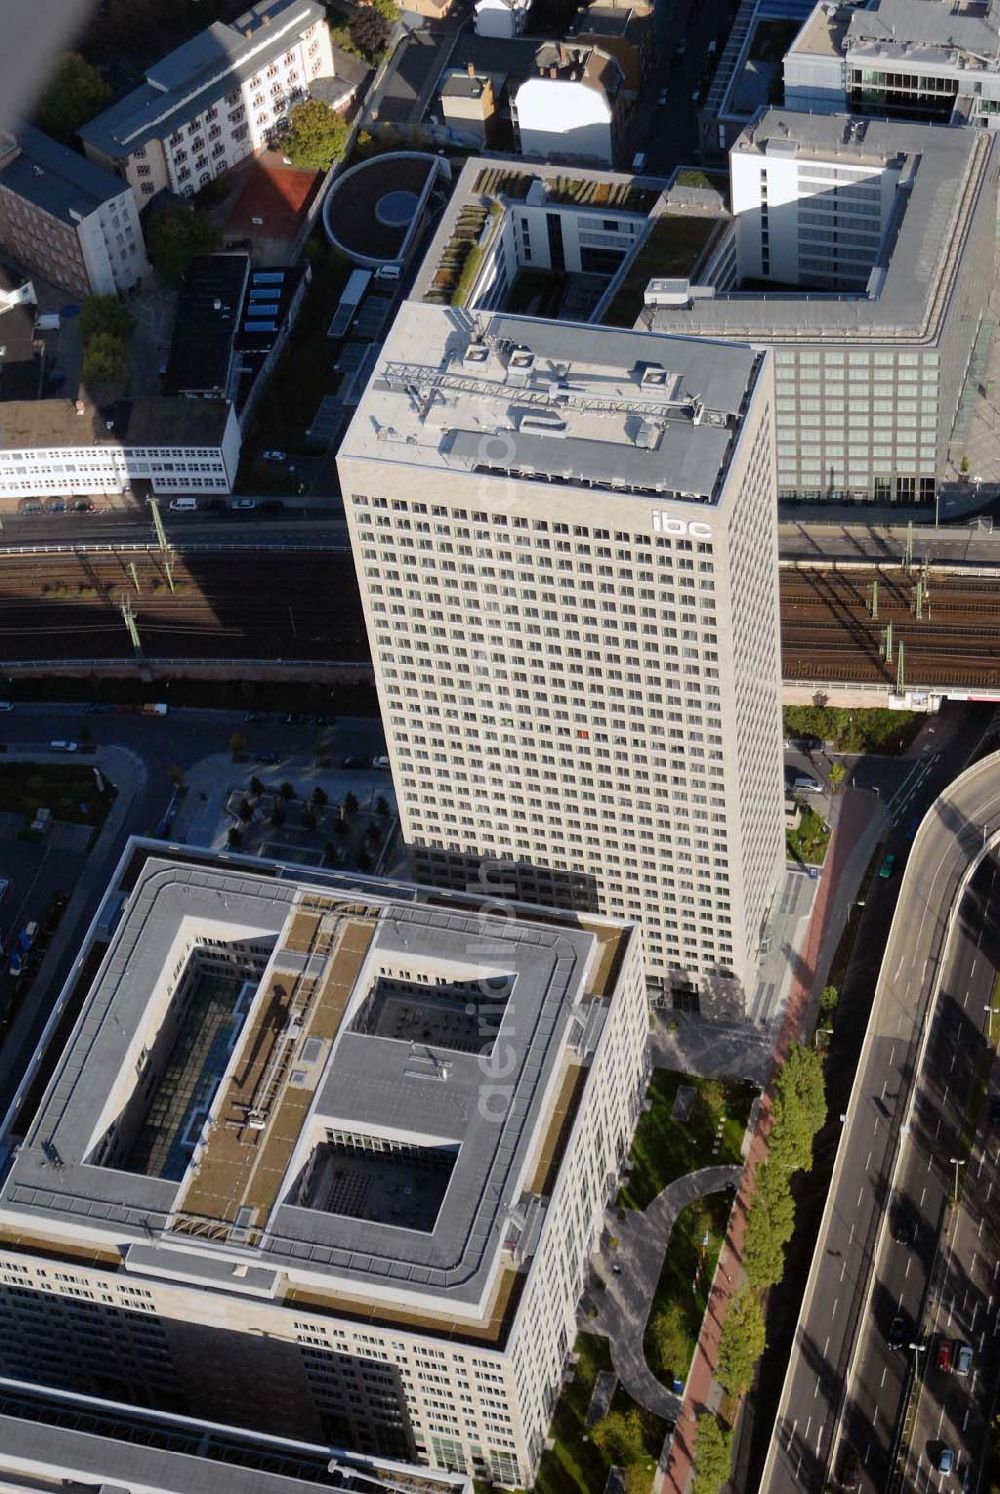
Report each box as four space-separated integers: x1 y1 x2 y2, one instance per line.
0 551 995 688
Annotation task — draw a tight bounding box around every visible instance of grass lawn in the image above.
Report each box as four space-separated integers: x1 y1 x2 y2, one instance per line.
532 1333 664 1494
644 1191 731 1389
603 216 722 327
0 762 116 830
786 805 831 867
618 1071 757 1212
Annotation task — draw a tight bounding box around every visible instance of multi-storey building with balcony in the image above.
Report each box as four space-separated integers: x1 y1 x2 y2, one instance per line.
79 0 334 202
338 302 785 1012
0 842 648 1487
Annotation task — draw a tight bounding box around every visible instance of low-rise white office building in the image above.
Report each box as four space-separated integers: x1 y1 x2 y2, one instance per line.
0 843 648 1487
640 109 999 504
80 0 334 202
0 397 241 499
474 0 532 38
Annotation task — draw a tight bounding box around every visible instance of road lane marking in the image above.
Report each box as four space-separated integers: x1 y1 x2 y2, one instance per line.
920 1186 927 1207
972 1251 978 1275
881 1367 887 1387
938 1405 946 1434
805 1416 812 1440
814 1376 819 1398
963 1408 970 1431
964 990 969 1008
858 1186 864 1206
972 1302 979 1331
866 1150 873 1170
823 1336 830 1356
841 1258 847 1281
832 1297 838 1318
890 1045 896 1066
906 1258 912 1278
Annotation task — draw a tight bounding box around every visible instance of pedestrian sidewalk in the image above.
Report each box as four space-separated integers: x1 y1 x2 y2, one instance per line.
659 790 878 1494
585 1165 743 1422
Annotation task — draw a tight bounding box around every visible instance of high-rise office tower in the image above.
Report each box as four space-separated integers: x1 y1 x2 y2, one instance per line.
339 306 784 1011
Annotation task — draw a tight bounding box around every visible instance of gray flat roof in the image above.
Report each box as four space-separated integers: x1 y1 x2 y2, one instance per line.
79 0 326 159
646 109 997 342
847 0 1000 60
0 849 628 1315
0 127 128 223
340 300 760 503
0 1377 472 1493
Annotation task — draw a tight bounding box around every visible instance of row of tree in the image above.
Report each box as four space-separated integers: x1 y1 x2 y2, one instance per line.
692 1044 827 1494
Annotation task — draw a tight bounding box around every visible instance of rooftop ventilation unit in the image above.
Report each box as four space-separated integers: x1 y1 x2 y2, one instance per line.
463 340 489 366
506 346 536 385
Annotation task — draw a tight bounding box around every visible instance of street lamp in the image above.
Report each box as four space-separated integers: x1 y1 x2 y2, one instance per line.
948 1156 966 1205
909 1341 926 1381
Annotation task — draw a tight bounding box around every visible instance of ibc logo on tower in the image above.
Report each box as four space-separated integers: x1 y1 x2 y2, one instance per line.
651 513 713 539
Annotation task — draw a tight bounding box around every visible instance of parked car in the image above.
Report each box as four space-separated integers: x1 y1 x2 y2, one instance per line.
674 38 687 57
937 1447 954 1475
989 1095 1000 1123
784 734 823 752
372 755 391 769
935 1338 954 1374
232 498 257 511
255 752 281 765
341 754 368 769
375 264 402 282
631 151 647 172
955 1342 973 1376
0 702 13 712
262 449 287 462
49 740 78 753
878 851 897 879
786 770 822 792
72 500 94 512
892 1204 917 1246
657 87 669 105
888 1314 906 1349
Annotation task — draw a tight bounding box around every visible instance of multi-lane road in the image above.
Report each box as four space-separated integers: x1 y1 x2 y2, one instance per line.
761 746 1000 1494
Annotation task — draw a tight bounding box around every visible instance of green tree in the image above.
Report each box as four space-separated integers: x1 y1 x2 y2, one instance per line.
591 1407 646 1465
343 791 359 816
168 765 185 787
147 204 221 285
649 1300 690 1381
375 793 390 817
743 1172 794 1290
238 798 253 823
819 984 839 1016
302 808 317 832
81 294 134 344
35 52 111 142
284 99 349 172
770 1044 827 1176
82 331 128 387
692 1415 733 1494
227 826 243 849
699 1078 727 1120
311 785 328 809
229 731 246 758
369 0 398 20
280 781 296 801
717 1288 766 1399
270 804 286 828
249 775 264 797
623 1466 655 1494
349 7 391 59
828 760 847 794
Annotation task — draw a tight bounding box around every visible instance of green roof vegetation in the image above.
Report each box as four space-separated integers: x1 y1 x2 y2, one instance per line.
473 166 658 214
603 214 722 327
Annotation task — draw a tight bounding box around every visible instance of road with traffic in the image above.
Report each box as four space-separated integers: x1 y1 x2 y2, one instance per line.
760 740 1000 1494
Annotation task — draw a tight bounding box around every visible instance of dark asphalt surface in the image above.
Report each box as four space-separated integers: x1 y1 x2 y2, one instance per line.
760 712 1000 1494
0 705 386 1120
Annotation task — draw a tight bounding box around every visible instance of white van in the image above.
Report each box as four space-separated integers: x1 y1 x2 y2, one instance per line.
632 151 647 172
169 497 198 512
375 264 402 282
49 740 79 753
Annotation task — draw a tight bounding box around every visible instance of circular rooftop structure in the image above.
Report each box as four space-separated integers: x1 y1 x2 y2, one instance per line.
323 152 450 268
